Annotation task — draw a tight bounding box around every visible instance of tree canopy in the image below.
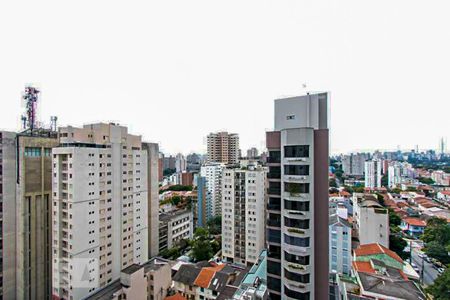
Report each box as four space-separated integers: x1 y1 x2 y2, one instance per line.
426 266 450 299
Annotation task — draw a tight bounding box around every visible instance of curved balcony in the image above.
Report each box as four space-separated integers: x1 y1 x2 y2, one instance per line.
283 192 310 201
285 227 311 238
283 210 311 220
283 260 310 274
283 175 310 184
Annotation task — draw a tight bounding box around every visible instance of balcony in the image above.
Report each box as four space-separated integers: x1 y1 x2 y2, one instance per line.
284 210 311 220
283 192 309 201
283 260 310 274
283 175 309 183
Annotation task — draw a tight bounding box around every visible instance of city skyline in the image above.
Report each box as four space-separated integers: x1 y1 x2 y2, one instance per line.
1 1 449 155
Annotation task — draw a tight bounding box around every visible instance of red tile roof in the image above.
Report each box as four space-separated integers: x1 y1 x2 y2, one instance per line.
354 243 404 264
193 264 225 288
165 293 187 300
440 190 450 196
352 261 375 274
403 218 426 227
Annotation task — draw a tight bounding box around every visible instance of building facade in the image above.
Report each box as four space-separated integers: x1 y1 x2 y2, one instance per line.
200 163 224 221
352 194 389 248
158 209 193 252
206 132 239 165
266 93 329 300
364 160 382 189
222 165 267 266
52 123 149 300
329 215 352 275
341 153 367 176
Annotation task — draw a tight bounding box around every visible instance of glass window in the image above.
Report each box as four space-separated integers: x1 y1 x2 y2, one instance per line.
284 145 309 158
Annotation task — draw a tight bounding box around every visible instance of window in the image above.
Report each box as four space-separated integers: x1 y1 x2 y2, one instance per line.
24 147 41 157
284 165 309 176
284 145 309 158
284 235 309 247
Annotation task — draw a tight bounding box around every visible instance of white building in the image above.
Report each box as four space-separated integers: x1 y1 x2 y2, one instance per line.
221 165 267 266
175 153 187 173
200 163 225 220
388 161 415 188
158 209 193 252
52 123 149 300
365 160 382 189
342 153 367 176
329 214 352 275
352 193 389 248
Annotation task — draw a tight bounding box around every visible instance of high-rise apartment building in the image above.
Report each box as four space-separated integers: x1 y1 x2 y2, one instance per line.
142 142 160 258
175 153 186 173
341 153 367 176
329 215 352 275
221 165 267 266
266 93 329 300
52 123 149 300
206 132 239 164
200 163 224 221
0 129 59 300
364 160 382 189
246 147 259 159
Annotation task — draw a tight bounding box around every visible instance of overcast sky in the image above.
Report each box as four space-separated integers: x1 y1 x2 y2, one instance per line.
1 0 449 155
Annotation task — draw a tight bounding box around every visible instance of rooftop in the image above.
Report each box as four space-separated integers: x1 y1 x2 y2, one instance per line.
354 243 403 264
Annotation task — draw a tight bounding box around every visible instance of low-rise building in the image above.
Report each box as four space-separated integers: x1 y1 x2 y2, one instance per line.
172 262 249 300
352 194 389 248
232 250 268 300
85 257 173 300
400 218 426 237
159 209 193 252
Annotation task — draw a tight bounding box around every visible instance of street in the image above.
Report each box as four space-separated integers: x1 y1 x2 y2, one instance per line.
411 247 440 286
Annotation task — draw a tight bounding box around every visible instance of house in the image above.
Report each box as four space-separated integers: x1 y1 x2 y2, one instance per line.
437 190 450 203
400 218 426 237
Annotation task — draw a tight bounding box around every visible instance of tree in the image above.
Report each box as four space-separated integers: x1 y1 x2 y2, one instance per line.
171 195 182 206
163 168 176 176
376 194 385 206
381 174 388 187
190 228 214 262
418 177 435 185
389 234 409 260
424 241 450 264
388 209 401 227
422 217 450 246
207 216 222 235
426 267 450 300
329 178 338 188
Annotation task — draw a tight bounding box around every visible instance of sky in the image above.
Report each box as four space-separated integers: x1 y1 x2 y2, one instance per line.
1 0 449 155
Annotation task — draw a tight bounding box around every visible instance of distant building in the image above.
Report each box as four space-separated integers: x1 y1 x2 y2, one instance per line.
222 165 267 266
186 153 201 172
176 153 187 173
431 170 450 186
159 209 193 252
246 147 259 159
329 214 352 275
206 132 239 164
196 176 207 228
342 153 367 176
200 163 225 220
365 160 382 189
180 171 194 186
352 194 389 248
388 161 415 188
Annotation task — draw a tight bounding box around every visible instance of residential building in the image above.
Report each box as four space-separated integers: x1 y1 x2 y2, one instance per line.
232 250 268 300
352 194 389 248
52 123 149 300
143 142 160 258
84 257 172 300
0 131 16 300
159 209 193 252
163 155 176 171
222 165 267 266
336 243 425 300
329 215 352 275
176 153 187 173
246 147 259 159
200 163 225 220
400 218 426 237
431 170 450 186
196 176 207 228
186 153 202 172
388 161 415 188
180 171 194 186
206 132 239 165
266 93 329 300
172 261 249 300
0 129 59 300
364 160 382 189
341 153 367 176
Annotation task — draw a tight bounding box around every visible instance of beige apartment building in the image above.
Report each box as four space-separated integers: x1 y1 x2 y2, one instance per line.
206 132 239 165
52 123 150 300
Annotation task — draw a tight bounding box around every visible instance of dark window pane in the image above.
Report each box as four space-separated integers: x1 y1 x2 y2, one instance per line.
284 145 309 158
